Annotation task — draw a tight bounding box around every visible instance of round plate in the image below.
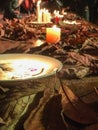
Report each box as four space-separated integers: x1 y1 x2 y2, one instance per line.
0 54 63 84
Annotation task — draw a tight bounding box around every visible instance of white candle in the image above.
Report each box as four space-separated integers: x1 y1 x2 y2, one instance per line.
46 10 51 23
46 25 61 44
54 10 60 17
42 9 51 23
38 9 42 23
37 0 41 22
42 8 47 23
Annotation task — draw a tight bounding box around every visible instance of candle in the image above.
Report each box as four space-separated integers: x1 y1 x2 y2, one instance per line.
42 9 51 23
46 11 51 23
37 0 41 22
42 8 47 23
46 25 61 44
53 10 63 23
38 9 42 23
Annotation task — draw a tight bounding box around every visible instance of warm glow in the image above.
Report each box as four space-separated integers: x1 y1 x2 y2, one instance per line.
37 0 51 23
0 54 63 82
37 8 51 23
63 20 80 25
0 59 51 80
37 0 41 22
61 9 67 15
37 0 41 7
53 10 63 23
34 39 44 46
54 10 60 16
46 25 61 44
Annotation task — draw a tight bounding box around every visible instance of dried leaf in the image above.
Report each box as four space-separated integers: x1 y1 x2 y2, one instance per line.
0 117 6 125
59 81 98 125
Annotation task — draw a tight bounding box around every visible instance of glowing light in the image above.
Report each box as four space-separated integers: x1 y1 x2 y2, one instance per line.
46 25 61 44
0 59 52 80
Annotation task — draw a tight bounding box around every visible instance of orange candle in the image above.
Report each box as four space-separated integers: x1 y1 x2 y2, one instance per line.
46 25 61 44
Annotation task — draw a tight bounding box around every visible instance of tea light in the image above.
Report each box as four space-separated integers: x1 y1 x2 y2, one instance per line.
46 25 61 44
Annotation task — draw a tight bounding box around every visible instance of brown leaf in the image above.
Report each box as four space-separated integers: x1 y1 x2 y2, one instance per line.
0 117 6 125
24 88 53 130
0 40 20 53
59 81 98 125
68 52 95 67
84 123 98 130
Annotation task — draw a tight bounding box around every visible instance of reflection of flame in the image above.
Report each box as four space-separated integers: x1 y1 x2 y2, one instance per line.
1 59 51 80
34 40 44 46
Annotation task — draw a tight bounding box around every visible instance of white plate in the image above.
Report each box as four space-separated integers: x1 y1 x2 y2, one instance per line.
0 54 62 84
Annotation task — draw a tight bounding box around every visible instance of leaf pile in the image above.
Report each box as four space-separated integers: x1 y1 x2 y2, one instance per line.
0 13 98 79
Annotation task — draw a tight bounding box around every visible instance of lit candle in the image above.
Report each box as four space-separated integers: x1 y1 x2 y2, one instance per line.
42 8 47 23
46 25 61 44
46 11 51 23
38 9 42 23
53 10 63 23
42 9 51 23
37 0 41 22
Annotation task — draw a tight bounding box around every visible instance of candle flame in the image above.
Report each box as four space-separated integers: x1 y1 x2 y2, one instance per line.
37 0 41 6
52 25 57 28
